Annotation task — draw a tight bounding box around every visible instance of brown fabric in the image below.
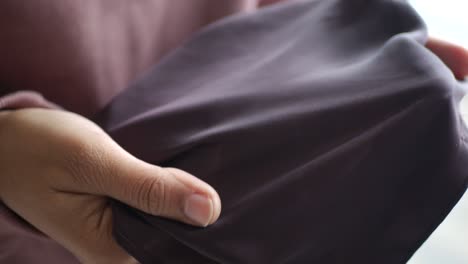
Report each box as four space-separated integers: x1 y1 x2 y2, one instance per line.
1 0 467 263
95 0 468 263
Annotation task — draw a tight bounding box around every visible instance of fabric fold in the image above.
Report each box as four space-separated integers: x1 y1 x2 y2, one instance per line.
95 0 468 263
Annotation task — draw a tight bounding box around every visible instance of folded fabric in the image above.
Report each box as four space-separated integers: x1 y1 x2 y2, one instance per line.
0 2 272 263
95 0 468 263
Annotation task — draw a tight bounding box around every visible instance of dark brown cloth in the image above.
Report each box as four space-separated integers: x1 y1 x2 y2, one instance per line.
95 0 468 263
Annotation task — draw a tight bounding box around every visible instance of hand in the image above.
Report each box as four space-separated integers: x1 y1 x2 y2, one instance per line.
0 108 221 263
426 37 468 80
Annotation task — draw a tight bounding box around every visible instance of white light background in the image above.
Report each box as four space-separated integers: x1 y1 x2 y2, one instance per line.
408 0 467 263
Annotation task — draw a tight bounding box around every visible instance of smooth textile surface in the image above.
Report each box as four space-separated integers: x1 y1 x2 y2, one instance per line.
0 0 259 116
407 1 468 263
95 0 468 263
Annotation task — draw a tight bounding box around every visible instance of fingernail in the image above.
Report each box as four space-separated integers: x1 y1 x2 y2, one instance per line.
184 194 213 227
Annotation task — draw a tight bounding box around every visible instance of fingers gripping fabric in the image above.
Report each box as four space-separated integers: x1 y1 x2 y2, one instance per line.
96 0 468 263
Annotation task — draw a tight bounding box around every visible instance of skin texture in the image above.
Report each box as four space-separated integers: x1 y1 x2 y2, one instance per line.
0 109 221 263
0 1 467 263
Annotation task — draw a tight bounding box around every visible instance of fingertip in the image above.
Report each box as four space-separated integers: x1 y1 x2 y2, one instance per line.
208 188 222 225
183 193 215 227
426 37 468 80
461 49 468 78
450 45 468 79
164 167 222 226
183 192 221 227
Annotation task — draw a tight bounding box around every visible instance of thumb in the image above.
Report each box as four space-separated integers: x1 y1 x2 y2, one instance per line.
104 159 222 227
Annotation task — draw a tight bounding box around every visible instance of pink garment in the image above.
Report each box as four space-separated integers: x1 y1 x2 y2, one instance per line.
0 91 61 109
0 1 272 262
0 0 260 116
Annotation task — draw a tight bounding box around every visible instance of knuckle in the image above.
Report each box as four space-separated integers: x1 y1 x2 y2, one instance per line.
135 168 168 215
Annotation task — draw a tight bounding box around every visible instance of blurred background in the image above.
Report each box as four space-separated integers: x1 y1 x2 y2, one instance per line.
410 0 467 46
408 0 468 263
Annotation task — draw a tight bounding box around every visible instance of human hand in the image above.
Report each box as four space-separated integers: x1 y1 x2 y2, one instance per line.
0 108 221 263
426 37 468 80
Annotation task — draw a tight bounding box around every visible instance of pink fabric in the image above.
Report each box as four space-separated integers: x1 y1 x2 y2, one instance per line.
0 1 284 262
0 91 61 110
0 206 78 263
0 0 261 116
